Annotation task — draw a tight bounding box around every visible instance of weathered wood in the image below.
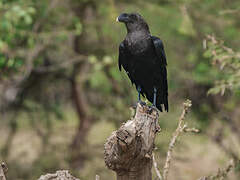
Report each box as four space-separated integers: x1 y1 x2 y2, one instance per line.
104 103 160 180
0 162 7 180
38 170 80 180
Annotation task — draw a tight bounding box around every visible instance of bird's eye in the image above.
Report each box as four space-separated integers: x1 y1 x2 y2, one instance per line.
129 14 137 20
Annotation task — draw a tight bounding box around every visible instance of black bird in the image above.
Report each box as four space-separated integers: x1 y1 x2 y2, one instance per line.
116 13 168 112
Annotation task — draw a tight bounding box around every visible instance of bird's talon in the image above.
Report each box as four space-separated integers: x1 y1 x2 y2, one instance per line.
147 108 153 114
149 105 158 113
137 101 146 106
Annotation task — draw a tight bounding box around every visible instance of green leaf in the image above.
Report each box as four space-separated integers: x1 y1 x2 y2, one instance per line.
75 22 82 35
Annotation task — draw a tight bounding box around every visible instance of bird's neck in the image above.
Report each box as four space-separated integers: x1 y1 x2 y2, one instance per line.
125 30 152 54
126 30 150 43
127 27 150 35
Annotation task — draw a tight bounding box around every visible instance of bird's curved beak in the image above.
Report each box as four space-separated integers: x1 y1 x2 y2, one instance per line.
116 13 129 23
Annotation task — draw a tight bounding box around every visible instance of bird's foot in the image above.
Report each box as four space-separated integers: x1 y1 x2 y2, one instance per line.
131 101 146 110
147 105 158 114
137 100 146 106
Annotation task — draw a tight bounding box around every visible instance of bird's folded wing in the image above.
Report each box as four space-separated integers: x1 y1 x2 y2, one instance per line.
151 36 168 111
151 36 167 66
118 42 135 85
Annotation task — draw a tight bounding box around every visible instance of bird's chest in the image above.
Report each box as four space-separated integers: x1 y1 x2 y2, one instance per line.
125 41 156 66
125 33 152 55
125 45 158 76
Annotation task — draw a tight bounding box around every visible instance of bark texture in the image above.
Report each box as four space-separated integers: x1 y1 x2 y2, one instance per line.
38 170 80 180
104 103 160 180
0 163 7 180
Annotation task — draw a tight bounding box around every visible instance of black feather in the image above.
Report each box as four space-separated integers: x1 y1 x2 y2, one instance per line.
117 13 168 112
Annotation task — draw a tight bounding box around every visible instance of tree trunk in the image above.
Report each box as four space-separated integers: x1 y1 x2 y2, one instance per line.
69 62 93 169
104 103 160 180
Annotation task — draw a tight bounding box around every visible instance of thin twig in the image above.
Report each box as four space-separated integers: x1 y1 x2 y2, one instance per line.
153 152 163 180
183 127 200 133
197 159 238 180
95 175 100 180
163 99 192 180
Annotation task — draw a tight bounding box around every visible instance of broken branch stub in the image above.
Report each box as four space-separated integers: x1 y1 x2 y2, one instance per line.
104 103 160 180
0 162 7 180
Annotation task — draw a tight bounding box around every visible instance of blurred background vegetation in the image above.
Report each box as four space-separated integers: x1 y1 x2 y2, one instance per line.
0 0 240 179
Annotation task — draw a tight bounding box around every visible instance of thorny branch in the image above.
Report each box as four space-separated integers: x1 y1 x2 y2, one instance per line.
162 99 200 180
153 99 239 180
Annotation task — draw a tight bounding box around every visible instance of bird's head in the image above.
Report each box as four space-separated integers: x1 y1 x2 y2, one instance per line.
116 13 149 33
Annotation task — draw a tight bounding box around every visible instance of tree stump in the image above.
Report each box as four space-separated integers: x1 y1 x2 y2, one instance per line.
38 170 80 180
104 103 160 180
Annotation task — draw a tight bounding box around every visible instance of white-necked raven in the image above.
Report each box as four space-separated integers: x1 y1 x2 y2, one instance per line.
116 13 168 112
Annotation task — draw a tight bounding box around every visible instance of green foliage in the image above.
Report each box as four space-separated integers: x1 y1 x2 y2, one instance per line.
0 0 83 77
205 35 240 95
0 0 35 74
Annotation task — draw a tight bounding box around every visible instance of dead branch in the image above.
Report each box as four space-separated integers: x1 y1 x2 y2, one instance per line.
37 170 80 180
0 162 7 180
95 175 100 180
1 163 81 180
183 127 200 133
152 153 163 180
104 102 160 180
197 159 238 180
163 99 194 180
